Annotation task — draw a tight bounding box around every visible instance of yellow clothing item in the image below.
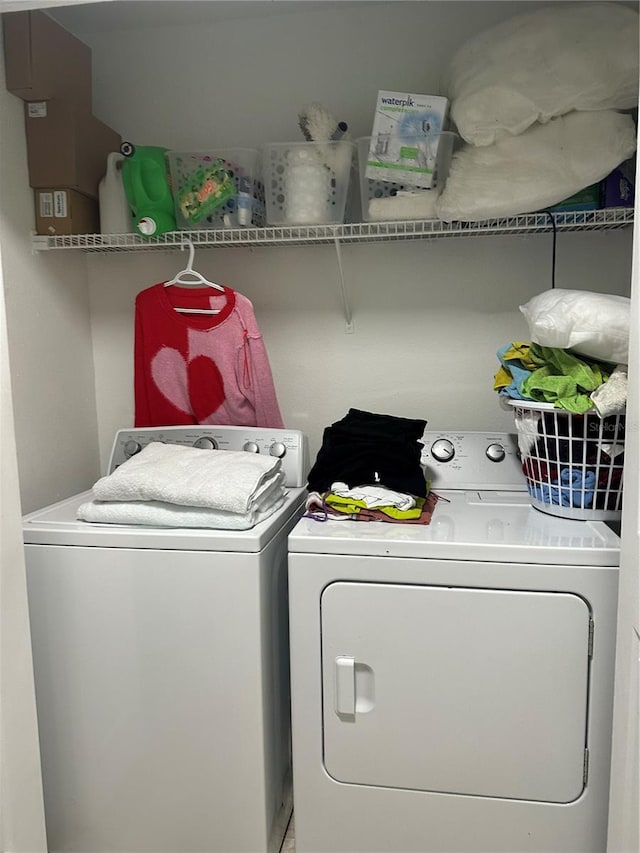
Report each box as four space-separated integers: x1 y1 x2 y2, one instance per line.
505 342 534 367
493 365 513 392
493 342 535 392
325 493 426 520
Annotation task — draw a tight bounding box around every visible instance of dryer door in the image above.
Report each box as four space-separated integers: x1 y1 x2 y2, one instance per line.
321 582 591 803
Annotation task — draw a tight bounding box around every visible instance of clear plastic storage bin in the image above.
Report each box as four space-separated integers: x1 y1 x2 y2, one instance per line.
167 148 265 229
509 400 625 521
357 132 457 222
261 140 355 225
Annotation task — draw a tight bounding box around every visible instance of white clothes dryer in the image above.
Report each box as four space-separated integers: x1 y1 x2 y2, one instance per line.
288 431 620 853
22 425 307 853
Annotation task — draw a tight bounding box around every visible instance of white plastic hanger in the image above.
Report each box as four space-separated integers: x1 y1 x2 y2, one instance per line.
164 240 225 314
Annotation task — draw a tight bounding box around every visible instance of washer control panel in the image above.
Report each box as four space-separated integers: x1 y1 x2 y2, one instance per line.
108 425 308 487
421 431 525 490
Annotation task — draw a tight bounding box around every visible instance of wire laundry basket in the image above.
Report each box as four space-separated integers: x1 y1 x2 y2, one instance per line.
509 400 625 521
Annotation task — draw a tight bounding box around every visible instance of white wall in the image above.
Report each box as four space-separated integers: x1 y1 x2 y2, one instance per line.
81 2 547 149
0 23 101 513
607 149 640 852
0 254 47 853
65 1 631 150
0 18 48 840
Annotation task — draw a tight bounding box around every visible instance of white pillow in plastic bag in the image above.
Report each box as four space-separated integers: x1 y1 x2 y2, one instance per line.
446 3 639 147
519 289 631 364
436 110 636 223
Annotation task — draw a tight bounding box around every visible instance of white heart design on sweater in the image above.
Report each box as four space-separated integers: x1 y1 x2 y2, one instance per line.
150 345 226 421
150 347 192 415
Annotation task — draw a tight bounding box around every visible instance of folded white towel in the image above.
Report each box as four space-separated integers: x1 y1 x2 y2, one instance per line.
92 442 283 514
77 490 286 530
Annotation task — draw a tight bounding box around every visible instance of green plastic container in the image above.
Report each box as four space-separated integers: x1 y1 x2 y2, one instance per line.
120 142 176 237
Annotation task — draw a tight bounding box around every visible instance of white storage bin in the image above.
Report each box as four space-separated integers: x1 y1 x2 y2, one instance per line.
168 148 265 229
262 140 354 225
509 400 625 521
357 132 457 222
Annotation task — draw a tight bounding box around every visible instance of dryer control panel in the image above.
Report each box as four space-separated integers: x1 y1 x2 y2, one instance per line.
421 431 525 491
108 425 308 487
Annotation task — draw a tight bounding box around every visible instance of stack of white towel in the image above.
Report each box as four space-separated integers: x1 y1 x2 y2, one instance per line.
77 442 287 529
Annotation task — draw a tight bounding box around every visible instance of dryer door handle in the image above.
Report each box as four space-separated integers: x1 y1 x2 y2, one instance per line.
334 656 355 717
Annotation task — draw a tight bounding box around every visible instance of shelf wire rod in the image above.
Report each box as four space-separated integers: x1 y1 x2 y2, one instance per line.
333 233 353 333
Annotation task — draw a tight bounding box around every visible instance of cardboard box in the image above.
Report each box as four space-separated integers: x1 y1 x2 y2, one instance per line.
3 9 91 105
365 90 449 188
34 188 99 235
25 99 121 198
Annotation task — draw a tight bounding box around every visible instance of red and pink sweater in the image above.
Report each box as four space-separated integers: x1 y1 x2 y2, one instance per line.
134 282 284 429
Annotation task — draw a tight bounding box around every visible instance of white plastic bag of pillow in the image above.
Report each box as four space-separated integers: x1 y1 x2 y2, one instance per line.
446 3 639 147
520 289 631 365
436 110 636 223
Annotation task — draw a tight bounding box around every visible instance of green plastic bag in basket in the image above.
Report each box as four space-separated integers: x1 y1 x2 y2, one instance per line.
176 158 237 225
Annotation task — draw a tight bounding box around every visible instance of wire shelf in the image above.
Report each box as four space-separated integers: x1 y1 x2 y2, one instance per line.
32 207 634 253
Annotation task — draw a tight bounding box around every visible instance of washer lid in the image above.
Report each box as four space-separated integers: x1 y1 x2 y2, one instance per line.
289 490 620 566
23 488 307 552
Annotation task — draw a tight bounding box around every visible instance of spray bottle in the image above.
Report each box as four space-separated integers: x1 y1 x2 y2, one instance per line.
236 175 253 226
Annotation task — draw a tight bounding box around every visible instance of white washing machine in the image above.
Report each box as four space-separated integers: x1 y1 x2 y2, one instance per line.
22 425 307 853
288 431 620 853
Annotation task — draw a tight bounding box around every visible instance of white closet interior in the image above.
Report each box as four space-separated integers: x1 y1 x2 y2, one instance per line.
0 0 635 513
0 3 637 850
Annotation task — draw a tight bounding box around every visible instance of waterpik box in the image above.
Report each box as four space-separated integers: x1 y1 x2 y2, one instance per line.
357 132 457 221
366 91 449 188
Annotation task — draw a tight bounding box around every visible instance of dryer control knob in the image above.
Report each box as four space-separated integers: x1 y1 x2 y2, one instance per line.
243 441 260 454
270 441 287 459
124 439 142 458
193 437 218 450
430 438 455 463
486 443 506 463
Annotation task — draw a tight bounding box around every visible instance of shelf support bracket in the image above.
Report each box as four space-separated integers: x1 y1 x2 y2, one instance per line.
333 233 353 333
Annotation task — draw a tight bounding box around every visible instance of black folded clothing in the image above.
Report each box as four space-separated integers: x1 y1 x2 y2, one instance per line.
307 408 428 497
331 408 427 442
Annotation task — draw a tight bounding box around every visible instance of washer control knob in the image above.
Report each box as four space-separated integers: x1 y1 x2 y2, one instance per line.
486 443 506 463
243 441 260 454
193 437 218 450
430 439 455 463
124 439 142 458
270 441 287 459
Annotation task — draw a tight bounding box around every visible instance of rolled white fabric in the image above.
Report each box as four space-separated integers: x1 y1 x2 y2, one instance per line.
446 3 639 146
368 192 439 222
436 110 637 222
284 147 331 224
590 368 628 418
